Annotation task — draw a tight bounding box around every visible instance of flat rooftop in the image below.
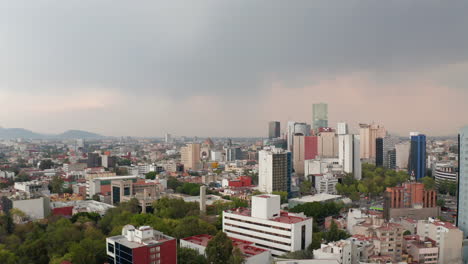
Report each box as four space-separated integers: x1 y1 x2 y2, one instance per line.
289 193 342 203
181 234 267 257
108 235 171 249
226 208 308 224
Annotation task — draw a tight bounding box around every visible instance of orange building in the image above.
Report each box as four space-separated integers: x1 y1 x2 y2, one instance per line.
385 182 436 209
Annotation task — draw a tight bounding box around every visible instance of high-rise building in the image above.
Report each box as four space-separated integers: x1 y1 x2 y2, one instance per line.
87 152 102 168
395 142 410 169
408 133 426 181
353 135 362 180
180 143 201 171
268 121 281 139
375 138 384 167
337 122 348 135
258 147 292 194
287 121 311 152
293 135 306 176
106 225 177 264
338 134 361 180
457 126 468 237
382 135 399 169
359 123 386 161
313 103 328 131
317 127 337 158
165 133 172 143
304 136 319 160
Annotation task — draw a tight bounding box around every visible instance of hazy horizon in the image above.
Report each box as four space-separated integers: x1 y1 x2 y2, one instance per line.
2 1 468 137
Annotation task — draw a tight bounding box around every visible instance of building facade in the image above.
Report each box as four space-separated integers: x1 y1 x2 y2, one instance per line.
258 147 292 195
223 194 313 256
359 123 386 161
269 121 281 139
106 225 176 264
408 133 426 181
313 103 328 131
457 126 468 237
181 143 201 171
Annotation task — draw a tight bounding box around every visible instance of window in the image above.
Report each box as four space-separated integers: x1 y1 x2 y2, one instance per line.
108 243 114 253
301 225 306 250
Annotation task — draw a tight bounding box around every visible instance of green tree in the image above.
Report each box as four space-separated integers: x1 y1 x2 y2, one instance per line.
300 180 312 195
69 238 106 264
177 247 208 264
145 171 157 180
272 191 288 204
228 247 245 264
421 176 435 190
206 231 233 264
39 159 54 170
119 198 141 214
357 183 368 194
323 221 350 243
153 198 199 219
448 182 457 196
0 244 18 264
437 199 445 207
403 230 411 235
50 175 64 194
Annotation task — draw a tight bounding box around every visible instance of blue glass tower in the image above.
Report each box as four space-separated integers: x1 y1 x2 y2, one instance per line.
408 134 426 181
286 152 292 197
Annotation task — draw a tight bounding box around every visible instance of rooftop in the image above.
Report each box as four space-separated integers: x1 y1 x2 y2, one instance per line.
289 193 342 203
181 234 267 257
226 208 308 224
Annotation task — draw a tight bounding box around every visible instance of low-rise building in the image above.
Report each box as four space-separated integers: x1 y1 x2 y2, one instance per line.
416 218 463 264
180 234 271 264
106 225 176 264
313 240 358 264
223 194 313 256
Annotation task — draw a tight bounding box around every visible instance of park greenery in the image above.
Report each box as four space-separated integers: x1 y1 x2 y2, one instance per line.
336 164 409 200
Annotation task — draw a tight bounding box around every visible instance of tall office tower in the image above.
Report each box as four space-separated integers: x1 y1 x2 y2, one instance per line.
359 123 386 161
287 121 311 152
87 152 102 168
180 143 201 171
317 127 337 158
395 142 411 169
165 133 172 143
382 135 399 169
293 135 306 176
338 134 353 173
304 136 319 160
457 126 468 236
268 121 281 139
258 147 292 195
337 134 362 180
408 132 426 181
225 147 242 162
375 138 384 167
337 122 348 135
353 135 362 180
312 103 328 131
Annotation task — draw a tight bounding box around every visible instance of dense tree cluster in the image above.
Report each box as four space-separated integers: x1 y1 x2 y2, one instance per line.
0 196 223 264
289 201 343 224
336 164 409 199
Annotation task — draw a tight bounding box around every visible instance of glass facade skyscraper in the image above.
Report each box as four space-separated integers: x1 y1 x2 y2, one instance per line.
268 121 280 139
408 133 426 181
312 103 328 130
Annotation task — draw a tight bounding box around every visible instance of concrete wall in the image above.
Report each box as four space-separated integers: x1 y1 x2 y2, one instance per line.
13 197 50 220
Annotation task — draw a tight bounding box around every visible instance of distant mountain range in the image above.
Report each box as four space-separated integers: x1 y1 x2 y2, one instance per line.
0 127 104 140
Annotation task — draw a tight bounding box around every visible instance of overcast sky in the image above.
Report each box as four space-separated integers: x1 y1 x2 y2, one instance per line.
1 0 468 137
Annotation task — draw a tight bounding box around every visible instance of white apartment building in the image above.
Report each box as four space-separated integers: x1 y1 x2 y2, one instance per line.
0 170 15 179
223 194 313 256
258 147 291 194
416 218 463 264
14 180 49 194
395 142 410 170
313 240 358 264
305 158 342 176
314 173 338 195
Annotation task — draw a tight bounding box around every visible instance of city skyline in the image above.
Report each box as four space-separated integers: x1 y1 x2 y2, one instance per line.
2 1 468 137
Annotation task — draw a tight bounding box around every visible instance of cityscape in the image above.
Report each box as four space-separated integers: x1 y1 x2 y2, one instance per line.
2 1 468 264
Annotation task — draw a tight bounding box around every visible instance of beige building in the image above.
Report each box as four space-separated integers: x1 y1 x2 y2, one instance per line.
293 135 305 176
318 128 337 158
359 123 386 160
181 143 201 171
416 219 463 264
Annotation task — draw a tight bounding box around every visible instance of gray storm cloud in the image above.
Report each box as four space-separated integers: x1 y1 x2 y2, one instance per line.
1 0 468 136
